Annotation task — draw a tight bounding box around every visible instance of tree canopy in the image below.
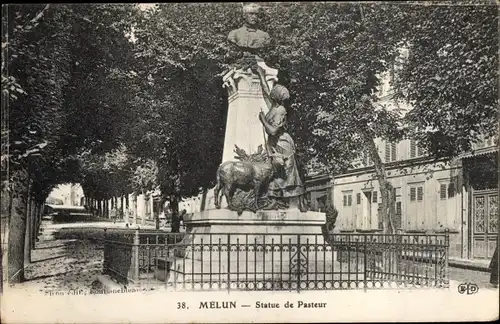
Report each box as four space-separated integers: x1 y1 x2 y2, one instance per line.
3 3 498 281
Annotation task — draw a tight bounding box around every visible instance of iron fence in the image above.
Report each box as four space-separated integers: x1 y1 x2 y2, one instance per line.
102 229 449 291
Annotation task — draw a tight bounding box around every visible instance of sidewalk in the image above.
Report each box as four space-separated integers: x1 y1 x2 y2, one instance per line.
449 257 492 272
18 238 103 293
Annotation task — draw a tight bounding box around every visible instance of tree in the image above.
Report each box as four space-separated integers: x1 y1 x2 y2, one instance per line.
257 3 497 233
131 159 158 227
394 4 498 158
4 3 138 283
129 4 235 231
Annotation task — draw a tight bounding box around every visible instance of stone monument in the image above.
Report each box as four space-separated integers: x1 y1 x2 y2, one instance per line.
165 3 333 290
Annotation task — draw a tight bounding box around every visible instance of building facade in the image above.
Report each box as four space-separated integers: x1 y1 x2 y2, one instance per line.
327 135 498 260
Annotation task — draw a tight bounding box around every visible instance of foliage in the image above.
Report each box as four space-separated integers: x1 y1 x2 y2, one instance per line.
131 159 158 194
323 203 339 233
395 4 498 158
4 3 498 260
130 5 233 201
4 3 139 281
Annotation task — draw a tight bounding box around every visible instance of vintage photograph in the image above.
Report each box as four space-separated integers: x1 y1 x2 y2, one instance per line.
1 2 499 323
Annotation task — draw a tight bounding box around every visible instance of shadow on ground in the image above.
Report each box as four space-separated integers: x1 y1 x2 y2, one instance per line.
22 236 104 292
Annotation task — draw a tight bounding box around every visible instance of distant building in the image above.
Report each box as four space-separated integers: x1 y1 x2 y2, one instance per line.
49 183 84 206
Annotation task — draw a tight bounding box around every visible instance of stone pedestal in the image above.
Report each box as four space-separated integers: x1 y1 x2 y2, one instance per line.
165 209 339 291
221 63 278 164
198 63 278 212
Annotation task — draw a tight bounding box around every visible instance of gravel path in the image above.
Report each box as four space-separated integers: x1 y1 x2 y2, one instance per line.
20 238 103 293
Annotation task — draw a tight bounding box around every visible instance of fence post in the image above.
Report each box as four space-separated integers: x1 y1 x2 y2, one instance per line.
297 234 301 293
396 230 402 285
363 235 367 291
227 234 231 293
133 229 140 282
443 229 450 288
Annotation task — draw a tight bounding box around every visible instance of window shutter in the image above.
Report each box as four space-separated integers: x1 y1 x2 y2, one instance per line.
448 183 456 198
391 142 397 161
385 142 390 162
364 154 371 166
348 195 352 206
417 145 425 157
356 193 361 204
410 187 416 201
410 140 416 158
396 201 402 216
440 183 447 200
343 196 347 207
372 191 378 203
417 187 423 201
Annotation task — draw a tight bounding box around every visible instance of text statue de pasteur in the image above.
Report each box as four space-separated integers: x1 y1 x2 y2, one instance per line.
166 3 333 289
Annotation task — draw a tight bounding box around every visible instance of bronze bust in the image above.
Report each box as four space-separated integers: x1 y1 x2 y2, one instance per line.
227 3 270 67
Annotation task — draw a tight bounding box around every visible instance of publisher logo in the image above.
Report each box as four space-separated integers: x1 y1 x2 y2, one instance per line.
458 282 479 295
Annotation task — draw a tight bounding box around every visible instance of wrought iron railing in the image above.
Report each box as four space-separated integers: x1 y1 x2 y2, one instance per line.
102 230 449 291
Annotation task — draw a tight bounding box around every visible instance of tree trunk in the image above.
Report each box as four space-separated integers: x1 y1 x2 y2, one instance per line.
8 168 29 283
32 200 41 248
133 194 138 224
365 136 395 234
104 199 109 218
154 195 160 230
141 191 146 226
170 195 180 233
154 199 160 230
364 135 399 276
1 187 13 292
120 195 124 218
24 190 32 265
200 188 208 212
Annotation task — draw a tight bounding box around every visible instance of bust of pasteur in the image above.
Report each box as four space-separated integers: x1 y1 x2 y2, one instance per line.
227 3 270 67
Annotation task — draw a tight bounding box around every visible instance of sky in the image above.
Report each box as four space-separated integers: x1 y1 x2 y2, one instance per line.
138 3 157 11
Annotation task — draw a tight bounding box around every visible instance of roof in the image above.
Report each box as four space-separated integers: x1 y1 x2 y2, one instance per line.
459 146 498 159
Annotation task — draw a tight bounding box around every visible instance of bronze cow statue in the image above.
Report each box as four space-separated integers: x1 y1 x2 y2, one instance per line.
214 148 289 211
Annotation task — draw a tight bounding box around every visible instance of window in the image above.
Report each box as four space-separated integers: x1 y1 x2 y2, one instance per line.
372 191 378 203
439 183 447 200
385 141 397 162
437 179 457 229
408 183 425 230
356 193 361 205
410 186 424 202
417 187 424 201
363 153 372 167
410 140 425 158
343 193 352 207
439 182 456 200
396 201 402 217
394 187 402 228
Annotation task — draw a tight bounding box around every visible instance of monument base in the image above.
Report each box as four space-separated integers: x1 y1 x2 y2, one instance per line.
163 209 341 291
